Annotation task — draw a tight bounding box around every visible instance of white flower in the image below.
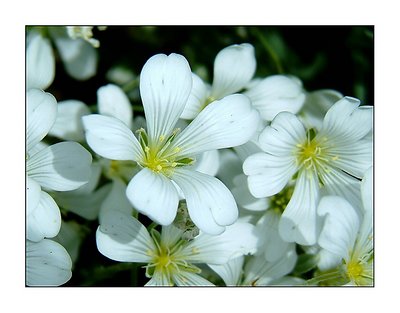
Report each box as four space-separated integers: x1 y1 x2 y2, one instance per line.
27 26 100 82
298 89 343 130
208 245 298 286
181 43 257 120
243 75 306 121
48 99 90 142
53 221 83 266
243 97 373 245
96 211 258 286
26 30 55 90
26 239 72 286
26 89 92 242
66 26 101 48
96 83 134 129
83 53 260 234
313 167 373 286
52 162 112 221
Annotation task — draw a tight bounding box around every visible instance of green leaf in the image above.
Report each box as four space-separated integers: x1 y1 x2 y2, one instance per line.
293 253 318 275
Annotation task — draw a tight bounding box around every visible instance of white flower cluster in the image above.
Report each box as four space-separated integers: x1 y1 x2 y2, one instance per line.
26 27 373 286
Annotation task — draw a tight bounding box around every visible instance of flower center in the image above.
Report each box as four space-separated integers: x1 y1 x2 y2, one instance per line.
295 130 337 175
344 251 373 285
296 139 323 168
104 159 138 182
346 260 364 281
145 228 201 285
66 26 101 48
136 128 194 177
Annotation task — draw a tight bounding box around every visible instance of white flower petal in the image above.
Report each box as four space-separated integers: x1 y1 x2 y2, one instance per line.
96 211 155 263
328 139 372 179
361 167 373 217
317 195 360 261
211 43 256 99
354 167 373 255
99 179 133 222
181 73 210 120
173 271 214 286
97 84 133 128
82 114 143 161
173 94 260 157
172 168 238 234
126 168 179 225
184 220 257 264
233 139 263 162
319 166 363 213
257 111 306 155
48 100 90 141
216 149 243 190
27 142 92 191
140 53 192 141
53 36 97 80
243 152 297 198
54 221 83 265
193 150 220 176
231 174 269 211
27 89 57 152
55 183 112 221
244 75 306 121
317 249 343 271
26 31 55 90
145 271 171 286
279 170 320 245
208 256 244 286
320 96 373 144
243 246 297 285
27 191 61 242
300 89 343 130
27 176 41 215
71 162 102 195
160 225 185 248
256 211 291 262
26 239 72 286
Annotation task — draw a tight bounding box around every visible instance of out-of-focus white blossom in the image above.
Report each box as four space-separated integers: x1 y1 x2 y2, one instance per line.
181 43 257 120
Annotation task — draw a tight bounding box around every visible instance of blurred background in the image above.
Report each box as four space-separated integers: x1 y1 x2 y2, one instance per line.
48 26 374 107
40 25 373 286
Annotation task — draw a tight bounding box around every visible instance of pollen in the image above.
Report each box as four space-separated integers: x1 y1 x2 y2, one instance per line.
191 247 200 254
138 128 194 176
295 131 332 174
346 260 364 281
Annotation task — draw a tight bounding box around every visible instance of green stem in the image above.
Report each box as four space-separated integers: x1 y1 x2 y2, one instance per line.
305 270 343 286
253 28 284 74
133 105 144 112
122 78 140 93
